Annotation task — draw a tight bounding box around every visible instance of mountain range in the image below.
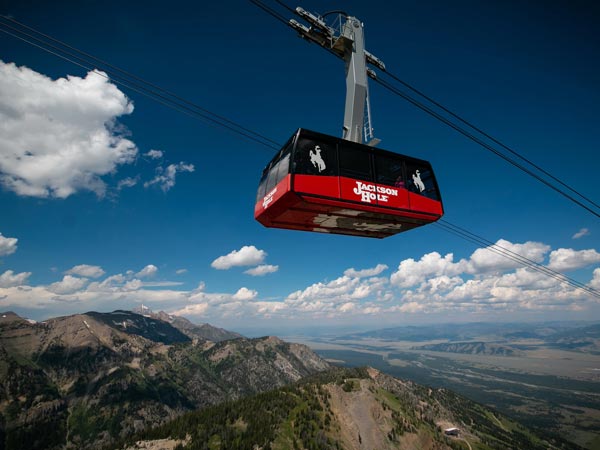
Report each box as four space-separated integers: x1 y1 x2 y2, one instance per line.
0 310 328 449
0 311 582 450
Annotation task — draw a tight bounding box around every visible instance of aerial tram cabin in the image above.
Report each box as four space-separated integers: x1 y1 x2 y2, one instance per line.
255 128 443 238
254 7 444 238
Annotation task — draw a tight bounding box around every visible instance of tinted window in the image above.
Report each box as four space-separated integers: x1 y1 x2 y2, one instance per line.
406 163 439 200
266 155 289 193
265 162 280 194
339 145 372 181
256 168 269 203
293 138 337 176
375 154 405 189
263 142 293 197
275 152 291 184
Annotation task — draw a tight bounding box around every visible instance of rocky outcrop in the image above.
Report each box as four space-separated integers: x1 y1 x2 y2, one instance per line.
128 366 560 450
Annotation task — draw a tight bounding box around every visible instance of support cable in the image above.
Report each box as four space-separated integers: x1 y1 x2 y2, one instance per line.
273 0 297 14
1 16 281 148
373 77 600 219
0 16 281 151
380 68 600 212
249 0 292 26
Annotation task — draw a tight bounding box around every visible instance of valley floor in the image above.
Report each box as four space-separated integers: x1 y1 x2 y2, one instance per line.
283 334 600 449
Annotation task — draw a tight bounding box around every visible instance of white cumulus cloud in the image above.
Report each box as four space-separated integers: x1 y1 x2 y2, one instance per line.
244 264 279 276
338 302 356 313
390 240 552 290
547 248 600 272
171 303 209 317
467 239 549 273
48 275 89 294
390 252 464 288
232 287 258 300
136 264 158 278
395 301 426 313
344 264 388 278
495 268 558 290
0 270 31 288
144 162 194 192
0 232 18 256
0 61 137 198
65 264 105 278
418 275 464 294
211 245 266 270
286 275 358 305
123 279 143 291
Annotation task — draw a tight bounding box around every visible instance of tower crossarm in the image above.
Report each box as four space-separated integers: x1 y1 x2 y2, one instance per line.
287 5 384 145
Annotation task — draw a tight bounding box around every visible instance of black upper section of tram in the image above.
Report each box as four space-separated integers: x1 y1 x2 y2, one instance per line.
256 129 442 204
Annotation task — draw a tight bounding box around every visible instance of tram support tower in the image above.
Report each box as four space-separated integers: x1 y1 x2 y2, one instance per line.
289 7 385 146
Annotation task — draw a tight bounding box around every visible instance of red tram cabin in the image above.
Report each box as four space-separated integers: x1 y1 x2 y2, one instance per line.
255 129 444 239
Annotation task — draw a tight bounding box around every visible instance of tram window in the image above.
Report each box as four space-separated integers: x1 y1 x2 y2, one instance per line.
265 163 279 194
406 163 439 200
256 167 269 202
275 152 291 183
339 145 372 181
375 154 405 189
263 142 293 196
293 138 337 176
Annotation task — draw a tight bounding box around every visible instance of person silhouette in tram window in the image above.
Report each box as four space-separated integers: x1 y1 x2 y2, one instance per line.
394 174 406 189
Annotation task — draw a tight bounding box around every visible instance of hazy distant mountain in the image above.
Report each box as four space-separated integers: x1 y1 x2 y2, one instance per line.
132 306 243 342
128 366 576 450
345 322 600 353
0 310 329 450
412 341 524 356
544 323 600 353
343 322 523 341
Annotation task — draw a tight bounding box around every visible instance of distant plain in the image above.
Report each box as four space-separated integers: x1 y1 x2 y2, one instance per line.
283 322 600 449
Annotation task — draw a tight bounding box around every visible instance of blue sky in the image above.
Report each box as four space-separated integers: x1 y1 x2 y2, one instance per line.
1 0 599 334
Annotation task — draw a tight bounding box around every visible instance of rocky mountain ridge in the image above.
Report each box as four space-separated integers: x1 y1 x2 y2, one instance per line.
0 310 329 450
131 307 243 342
128 366 577 450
